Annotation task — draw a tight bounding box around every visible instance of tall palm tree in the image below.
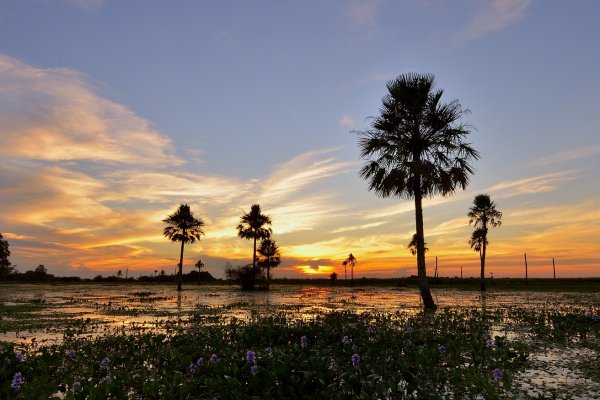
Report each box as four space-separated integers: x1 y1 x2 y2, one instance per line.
357 73 479 310
257 238 281 289
237 204 272 270
163 204 205 291
407 233 429 256
342 253 357 281
468 194 502 291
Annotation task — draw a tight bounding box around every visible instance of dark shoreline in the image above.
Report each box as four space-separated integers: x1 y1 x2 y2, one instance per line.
1 276 600 292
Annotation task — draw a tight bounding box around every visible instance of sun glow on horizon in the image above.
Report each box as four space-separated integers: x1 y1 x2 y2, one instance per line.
296 265 335 276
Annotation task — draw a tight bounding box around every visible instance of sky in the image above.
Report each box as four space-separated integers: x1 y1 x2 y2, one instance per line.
1 0 599 279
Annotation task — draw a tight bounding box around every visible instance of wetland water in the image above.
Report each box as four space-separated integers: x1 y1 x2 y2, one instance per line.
1 283 598 344
1 283 599 398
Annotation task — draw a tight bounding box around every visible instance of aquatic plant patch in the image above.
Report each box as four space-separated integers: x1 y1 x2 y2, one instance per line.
1 309 532 399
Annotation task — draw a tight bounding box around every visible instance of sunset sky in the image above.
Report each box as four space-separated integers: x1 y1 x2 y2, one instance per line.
1 0 599 279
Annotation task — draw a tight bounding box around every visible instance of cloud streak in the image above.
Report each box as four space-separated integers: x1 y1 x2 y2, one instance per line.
537 143 600 166
453 0 533 45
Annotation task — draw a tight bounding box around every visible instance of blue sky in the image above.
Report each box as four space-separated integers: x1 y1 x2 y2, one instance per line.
1 0 599 278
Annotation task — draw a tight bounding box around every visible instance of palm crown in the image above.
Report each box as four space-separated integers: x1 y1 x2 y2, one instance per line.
163 204 205 244
468 194 502 230
358 73 479 199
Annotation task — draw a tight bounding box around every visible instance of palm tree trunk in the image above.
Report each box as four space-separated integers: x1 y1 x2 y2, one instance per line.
252 236 257 269
267 259 270 290
177 239 185 292
414 189 436 310
480 227 487 291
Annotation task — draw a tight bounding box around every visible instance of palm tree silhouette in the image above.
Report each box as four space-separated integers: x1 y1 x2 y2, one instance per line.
257 238 281 289
237 204 272 270
407 233 429 256
195 259 205 285
468 194 502 291
357 73 479 310
342 253 357 281
163 204 205 291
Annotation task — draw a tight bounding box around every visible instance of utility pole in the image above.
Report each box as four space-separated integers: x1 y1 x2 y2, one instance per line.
553 258 556 279
434 256 438 278
524 253 528 285
460 265 463 279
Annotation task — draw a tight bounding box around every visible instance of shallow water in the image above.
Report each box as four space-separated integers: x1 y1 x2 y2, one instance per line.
2 283 599 343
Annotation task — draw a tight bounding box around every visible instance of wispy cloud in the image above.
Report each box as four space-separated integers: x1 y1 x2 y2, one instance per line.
259 149 356 202
342 0 385 41
486 170 578 198
338 114 355 127
453 0 533 45
537 143 600 166
345 0 382 28
0 54 180 166
65 0 105 11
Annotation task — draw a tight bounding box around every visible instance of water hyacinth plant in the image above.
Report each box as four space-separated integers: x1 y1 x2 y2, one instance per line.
0 306 598 399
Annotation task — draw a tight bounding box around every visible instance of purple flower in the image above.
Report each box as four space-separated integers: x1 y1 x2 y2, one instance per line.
438 345 446 353
250 365 258 375
72 381 81 392
246 350 256 363
295 320 303 329
265 347 272 356
492 368 503 383
67 349 76 358
196 357 204 366
342 335 350 345
188 362 197 374
367 326 374 335
486 339 495 348
300 335 308 348
11 372 23 390
100 357 110 369
100 375 112 384
352 344 359 352
592 313 598 322
351 353 360 369
405 324 413 334
16 351 23 362
210 353 219 364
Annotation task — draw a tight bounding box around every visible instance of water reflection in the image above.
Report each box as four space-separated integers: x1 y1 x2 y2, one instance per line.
1 283 599 344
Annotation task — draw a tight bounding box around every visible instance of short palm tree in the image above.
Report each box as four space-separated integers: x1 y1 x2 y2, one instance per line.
407 233 429 256
257 238 281 289
468 194 502 291
163 204 205 291
195 259 205 285
342 253 357 281
469 227 488 254
237 204 272 270
357 73 479 310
